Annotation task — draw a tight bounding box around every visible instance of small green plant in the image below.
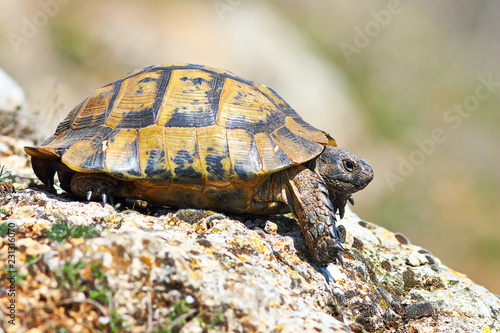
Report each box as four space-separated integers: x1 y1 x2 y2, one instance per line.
0 208 8 215
88 262 110 304
25 255 39 265
54 260 127 332
0 222 15 237
54 328 69 333
42 215 100 243
205 308 226 329
55 261 85 290
0 223 9 237
55 261 112 303
169 298 195 322
153 298 196 333
53 182 65 195
0 165 14 195
0 165 12 182
16 255 40 282
153 297 225 333
109 309 128 333
191 307 226 332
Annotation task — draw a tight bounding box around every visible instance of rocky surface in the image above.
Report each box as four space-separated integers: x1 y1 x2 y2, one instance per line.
0 69 32 139
0 135 499 333
0 68 25 113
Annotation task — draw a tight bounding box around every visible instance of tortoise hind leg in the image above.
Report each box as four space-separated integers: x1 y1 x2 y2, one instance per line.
282 165 344 264
30 157 57 188
69 173 120 205
52 161 76 194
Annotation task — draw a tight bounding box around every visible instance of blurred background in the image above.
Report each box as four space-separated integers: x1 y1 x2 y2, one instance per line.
0 1 498 293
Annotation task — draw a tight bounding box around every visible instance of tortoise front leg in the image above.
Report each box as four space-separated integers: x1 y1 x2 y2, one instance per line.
283 165 344 264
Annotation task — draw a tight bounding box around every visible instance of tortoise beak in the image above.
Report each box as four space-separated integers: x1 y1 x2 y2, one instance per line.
356 159 374 190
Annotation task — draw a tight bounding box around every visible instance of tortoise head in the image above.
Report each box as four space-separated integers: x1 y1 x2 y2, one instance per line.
314 146 374 194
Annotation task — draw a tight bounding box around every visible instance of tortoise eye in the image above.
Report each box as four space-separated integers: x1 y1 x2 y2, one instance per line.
343 160 355 172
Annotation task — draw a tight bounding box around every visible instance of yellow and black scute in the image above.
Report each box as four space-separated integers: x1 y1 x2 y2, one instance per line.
25 63 333 212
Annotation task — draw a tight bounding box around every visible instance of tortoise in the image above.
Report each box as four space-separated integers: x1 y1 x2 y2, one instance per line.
24 63 373 263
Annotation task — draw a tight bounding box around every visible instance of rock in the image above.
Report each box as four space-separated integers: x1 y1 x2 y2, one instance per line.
0 70 33 138
1 185 499 333
0 139 499 333
264 220 278 235
0 68 25 113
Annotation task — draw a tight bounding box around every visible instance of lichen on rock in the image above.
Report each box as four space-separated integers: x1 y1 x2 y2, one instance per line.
0 188 499 332
1 135 500 332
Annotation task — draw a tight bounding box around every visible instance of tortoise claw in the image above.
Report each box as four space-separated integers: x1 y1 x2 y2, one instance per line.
338 206 345 219
100 190 115 206
330 224 345 253
86 190 93 201
329 224 339 239
348 194 354 205
333 238 345 252
101 191 108 206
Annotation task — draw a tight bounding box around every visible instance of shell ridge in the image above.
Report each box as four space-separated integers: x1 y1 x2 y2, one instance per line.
193 129 202 184
128 129 142 177
255 85 309 125
272 127 323 164
54 98 88 136
104 80 123 123
155 63 203 72
102 66 155 90
258 85 329 145
68 126 114 172
254 85 312 126
199 65 254 87
249 134 263 173
253 85 282 113
262 133 293 171
224 129 235 183
206 70 253 86
151 69 172 124
102 128 142 178
160 127 174 181
208 75 226 128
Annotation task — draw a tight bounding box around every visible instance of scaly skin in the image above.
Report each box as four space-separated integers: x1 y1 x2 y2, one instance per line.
282 165 343 263
257 146 374 264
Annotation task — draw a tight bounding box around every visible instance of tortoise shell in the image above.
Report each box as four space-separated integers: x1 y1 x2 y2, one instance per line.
25 63 337 212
